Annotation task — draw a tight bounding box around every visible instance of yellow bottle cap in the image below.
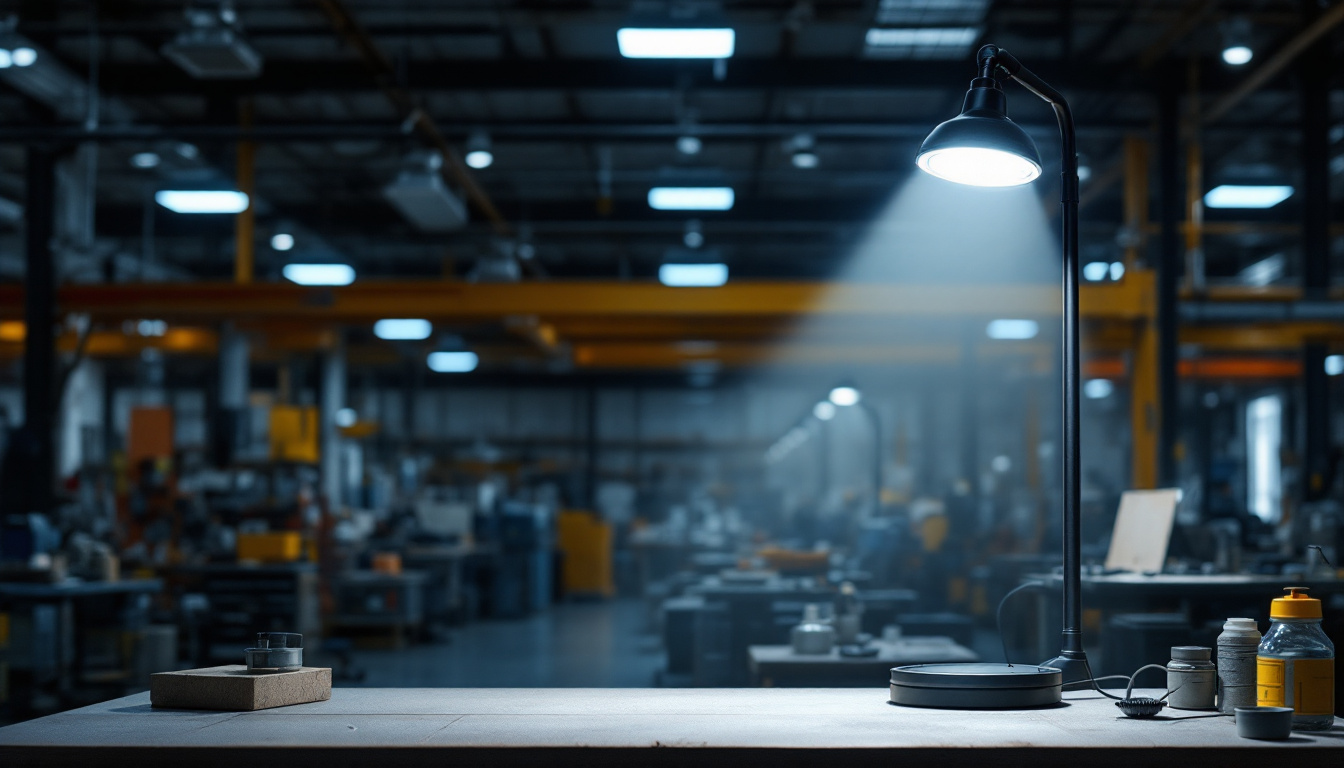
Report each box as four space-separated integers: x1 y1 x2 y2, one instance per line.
1270 586 1322 619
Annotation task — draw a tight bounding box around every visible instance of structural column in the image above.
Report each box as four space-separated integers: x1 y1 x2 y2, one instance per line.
18 146 58 516
1299 8 1332 501
320 334 346 506
1155 71 1181 487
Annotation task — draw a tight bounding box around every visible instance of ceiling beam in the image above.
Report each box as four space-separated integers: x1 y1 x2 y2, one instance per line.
91 58 1227 97
0 274 1156 322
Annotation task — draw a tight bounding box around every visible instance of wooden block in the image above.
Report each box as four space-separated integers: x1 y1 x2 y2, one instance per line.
151 665 331 711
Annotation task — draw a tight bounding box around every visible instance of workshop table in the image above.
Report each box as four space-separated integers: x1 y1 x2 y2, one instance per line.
0 578 163 715
1 687 1339 767
1025 573 1344 676
749 635 979 686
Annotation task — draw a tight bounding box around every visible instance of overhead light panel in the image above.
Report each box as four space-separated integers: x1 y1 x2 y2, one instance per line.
335 408 358 428
863 27 980 59
162 3 262 79
1204 185 1293 209
1222 45 1252 66
283 263 354 286
428 351 480 373
659 263 728 287
130 152 161 169
270 232 295 251
617 28 735 59
1083 379 1114 399
828 386 861 407
154 189 249 214
648 187 735 211
1326 355 1343 376
383 153 468 232
986 319 1039 340
876 0 988 25
813 401 837 421
1082 262 1109 282
374 318 433 341
677 135 702 155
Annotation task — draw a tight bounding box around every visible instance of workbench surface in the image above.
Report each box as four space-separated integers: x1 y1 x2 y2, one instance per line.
1 687 1340 768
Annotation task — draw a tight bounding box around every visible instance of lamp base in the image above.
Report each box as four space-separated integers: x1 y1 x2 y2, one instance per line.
1040 652 1093 688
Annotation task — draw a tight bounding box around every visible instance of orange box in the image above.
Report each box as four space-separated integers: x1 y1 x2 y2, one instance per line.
237 532 303 563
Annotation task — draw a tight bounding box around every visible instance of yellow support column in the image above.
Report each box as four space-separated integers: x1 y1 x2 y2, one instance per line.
1123 135 1159 489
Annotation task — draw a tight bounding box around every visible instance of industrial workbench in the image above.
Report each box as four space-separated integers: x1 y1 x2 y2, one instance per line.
0 687 1339 767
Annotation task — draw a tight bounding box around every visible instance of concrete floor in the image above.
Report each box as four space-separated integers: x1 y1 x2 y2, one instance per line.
332 599 664 688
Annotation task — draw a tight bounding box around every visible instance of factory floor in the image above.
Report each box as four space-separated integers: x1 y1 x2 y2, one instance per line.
330 598 664 688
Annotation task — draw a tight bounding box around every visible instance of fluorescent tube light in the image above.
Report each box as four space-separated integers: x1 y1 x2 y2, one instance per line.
155 189 249 214
428 351 479 373
283 263 355 286
374 318 433 340
11 47 35 67
130 152 161 169
1204 185 1293 209
659 263 728 287
829 386 861 407
648 187 735 211
1084 379 1114 399
270 233 295 251
986 319 1038 340
617 28 735 59
1110 261 1125 280
1326 355 1343 376
813 401 837 421
1082 262 1109 282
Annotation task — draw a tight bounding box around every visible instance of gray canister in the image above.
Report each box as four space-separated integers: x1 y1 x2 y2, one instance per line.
1216 618 1261 714
1167 646 1216 710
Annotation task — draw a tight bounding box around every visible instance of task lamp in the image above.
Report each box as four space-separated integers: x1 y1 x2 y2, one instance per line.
897 44 1090 705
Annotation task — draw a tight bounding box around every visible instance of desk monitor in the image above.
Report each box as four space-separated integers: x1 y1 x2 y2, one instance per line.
1104 488 1181 573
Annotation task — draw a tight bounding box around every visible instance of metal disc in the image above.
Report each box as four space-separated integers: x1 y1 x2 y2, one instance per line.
889 663 1062 709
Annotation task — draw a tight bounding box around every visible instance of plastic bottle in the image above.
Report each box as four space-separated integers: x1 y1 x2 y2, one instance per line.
1217 618 1261 714
1257 587 1335 731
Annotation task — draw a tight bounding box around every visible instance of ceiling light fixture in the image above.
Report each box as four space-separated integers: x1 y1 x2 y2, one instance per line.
828 386 861 407
1222 45 1253 66
1204 185 1293 209
1326 355 1343 376
986 319 1039 340
617 28 735 59
915 43 1091 690
428 351 480 373
270 232 295 251
1083 379 1114 399
813 401 837 421
659 263 728 287
283 263 354 286
677 135 703 155
374 318 433 340
648 187 735 211
465 130 493 169
130 152 161 169
154 189 249 214
11 47 36 67
1082 262 1109 281
335 408 357 428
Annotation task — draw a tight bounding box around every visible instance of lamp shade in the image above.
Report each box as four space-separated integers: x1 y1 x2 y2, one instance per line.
916 79 1042 187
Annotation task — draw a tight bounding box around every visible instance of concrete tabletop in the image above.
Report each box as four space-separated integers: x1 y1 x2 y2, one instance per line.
1 687 1340 768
